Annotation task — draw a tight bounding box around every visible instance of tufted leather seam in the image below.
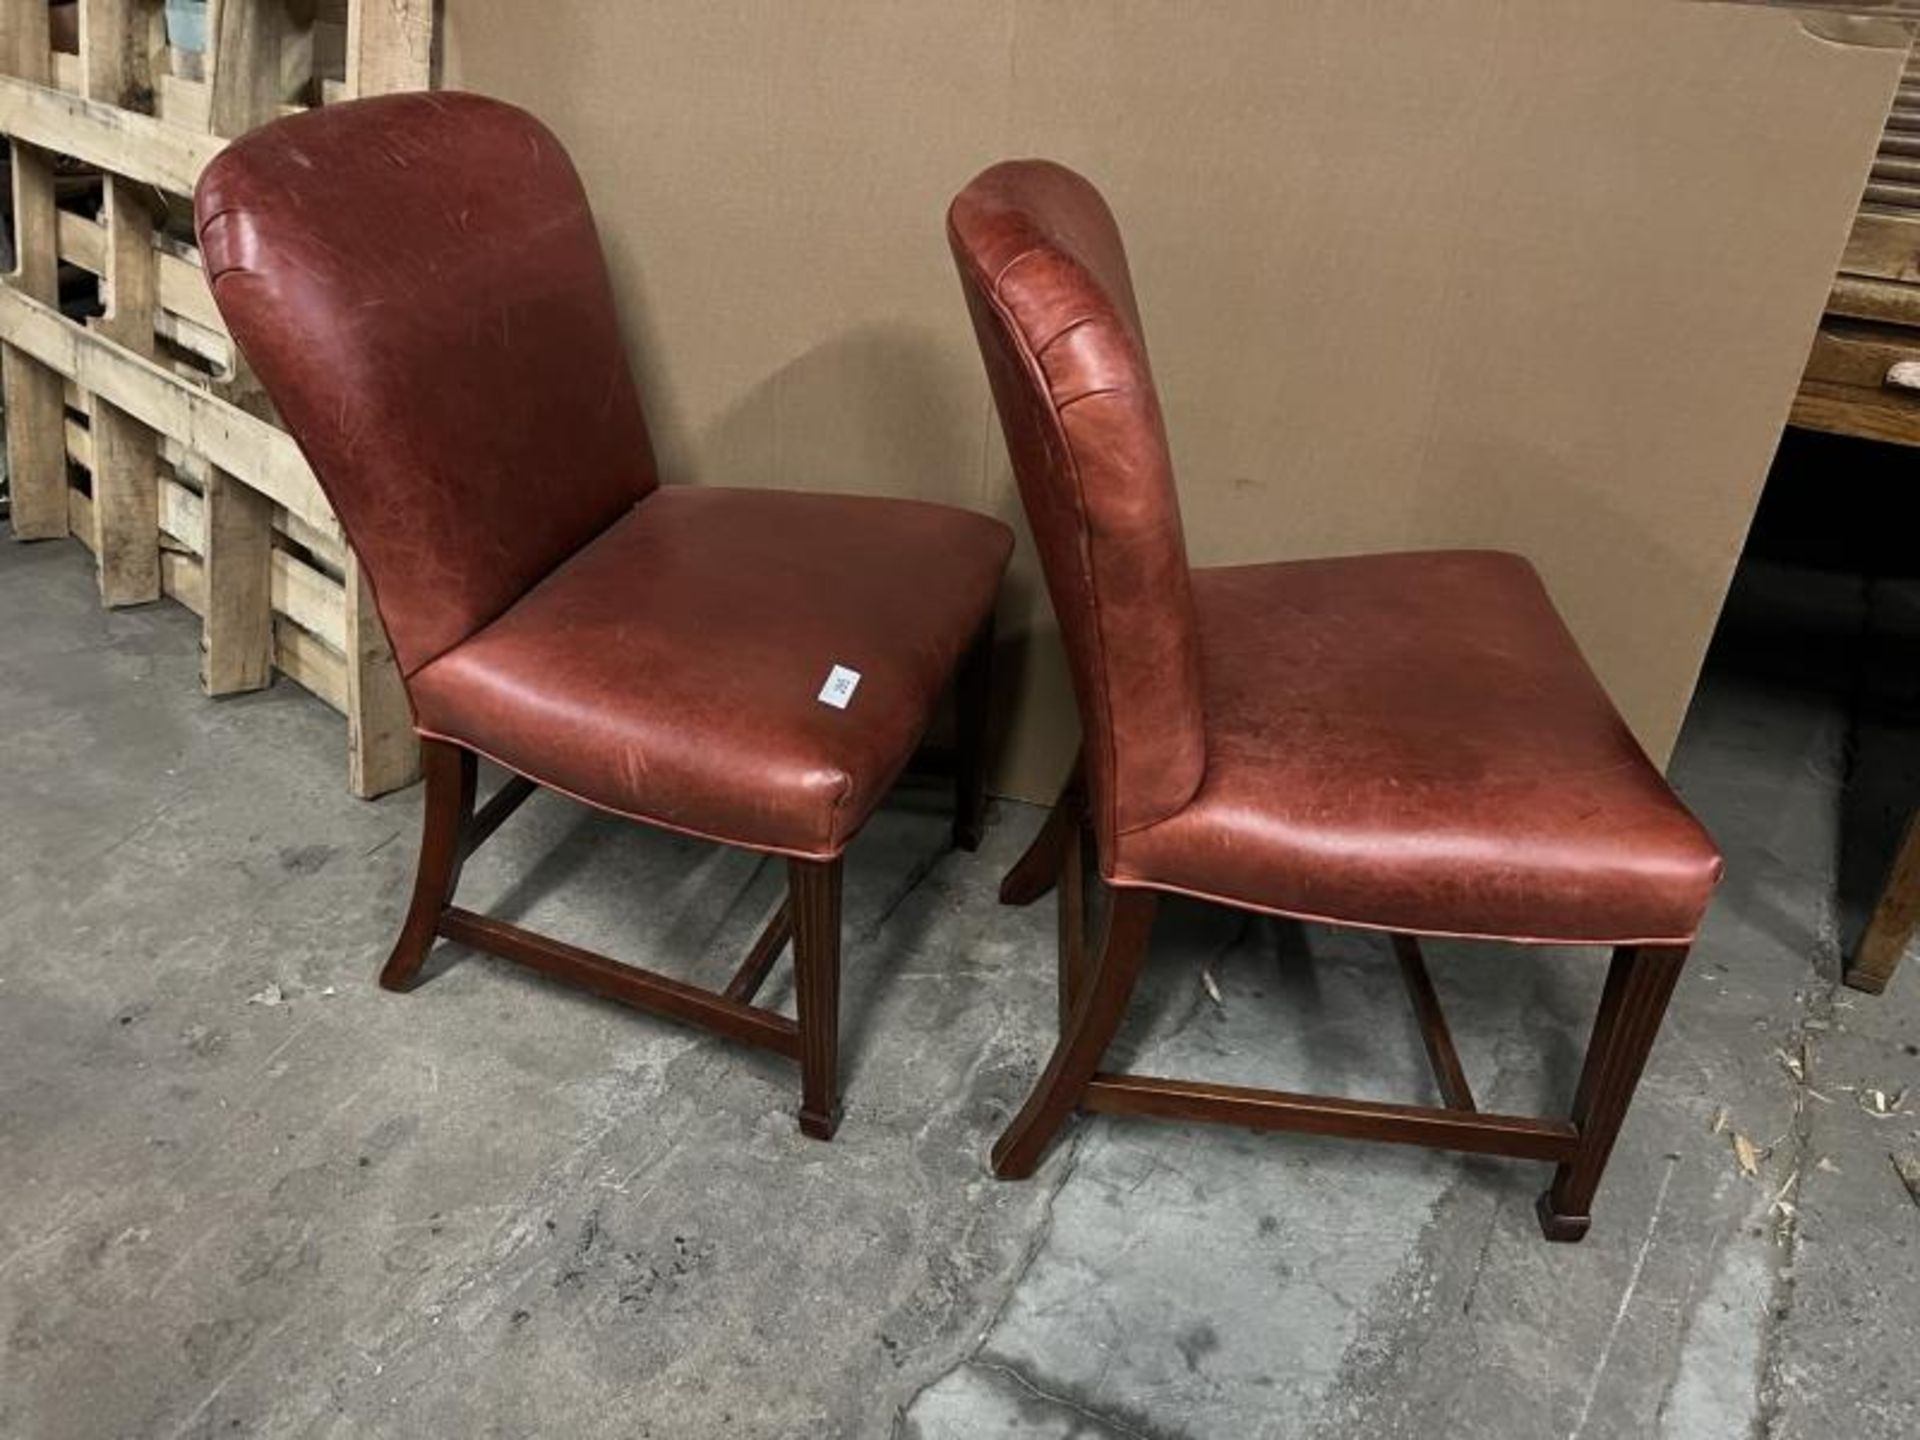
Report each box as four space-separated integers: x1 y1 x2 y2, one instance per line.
994 250 1134 397
954 239 1124 850
194 206 247 282
985 257 1195 840
1053 386 1128 412
958 238 1143 851
1032 313 1103 358
986 243 1046 299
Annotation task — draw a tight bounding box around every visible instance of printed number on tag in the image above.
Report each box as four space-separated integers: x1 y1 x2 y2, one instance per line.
818 664 862 709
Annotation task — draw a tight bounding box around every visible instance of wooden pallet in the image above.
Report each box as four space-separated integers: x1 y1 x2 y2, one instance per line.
1 0 431 797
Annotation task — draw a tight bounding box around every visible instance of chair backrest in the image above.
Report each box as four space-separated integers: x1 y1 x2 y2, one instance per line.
948 161 1205 858
195 92 658 677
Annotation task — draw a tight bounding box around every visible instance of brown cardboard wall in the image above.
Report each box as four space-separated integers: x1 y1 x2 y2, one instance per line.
442 0 1904 800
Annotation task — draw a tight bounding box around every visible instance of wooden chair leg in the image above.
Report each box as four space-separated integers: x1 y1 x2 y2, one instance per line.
1057 808 1088 1028
1846 809 1920 995
952 615 995 852
1537 944 1688 1242
378 739 476 992
999 754 1085 906
790 856 844 1140
992 888 1157 1179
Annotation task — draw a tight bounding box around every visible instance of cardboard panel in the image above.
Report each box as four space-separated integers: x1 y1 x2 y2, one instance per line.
444 0 1904 799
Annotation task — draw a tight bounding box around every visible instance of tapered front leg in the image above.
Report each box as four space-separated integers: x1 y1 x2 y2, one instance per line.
992 888 1156 1179
379 739 476 992
790 856 844 1140
1537 944 1689 1241
1846 811 1920 995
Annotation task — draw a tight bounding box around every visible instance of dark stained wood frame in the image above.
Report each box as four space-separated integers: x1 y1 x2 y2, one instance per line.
992 761 1689 1242
1844 808 1920 995
379 617 995 1139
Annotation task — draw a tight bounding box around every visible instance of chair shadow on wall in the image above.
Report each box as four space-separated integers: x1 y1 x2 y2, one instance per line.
693 322 1009 510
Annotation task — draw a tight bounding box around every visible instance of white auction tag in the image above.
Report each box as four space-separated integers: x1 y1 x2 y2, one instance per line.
818 664 862 709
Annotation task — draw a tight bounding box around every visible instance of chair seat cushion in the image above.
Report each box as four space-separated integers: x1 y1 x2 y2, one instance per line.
1111 551 1722 944
409 486 1011 857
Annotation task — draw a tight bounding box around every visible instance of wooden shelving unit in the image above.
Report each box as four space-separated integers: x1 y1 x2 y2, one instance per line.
0 0 432 797
1794 23 1920 447
1780 10 1920 992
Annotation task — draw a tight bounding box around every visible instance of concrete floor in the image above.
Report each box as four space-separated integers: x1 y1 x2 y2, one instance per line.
2 535 1917 1440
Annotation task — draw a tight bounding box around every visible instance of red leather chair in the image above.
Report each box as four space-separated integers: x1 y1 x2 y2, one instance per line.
948 160 1723 1239
192 93 1011 1139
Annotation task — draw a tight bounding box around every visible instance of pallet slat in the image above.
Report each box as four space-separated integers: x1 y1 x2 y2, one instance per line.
271 547 347 652
87 2 166 610
160 471 205 551
201 467 275 694
57 210 234 351
2 4 69 540
275 615 349 711
344 555 418 797
163 549 207 615
68 428 350 663
0 284 337 535
1791 377 1920 447
346 0 432 97
1842 210 1920 285
0 73 225 195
